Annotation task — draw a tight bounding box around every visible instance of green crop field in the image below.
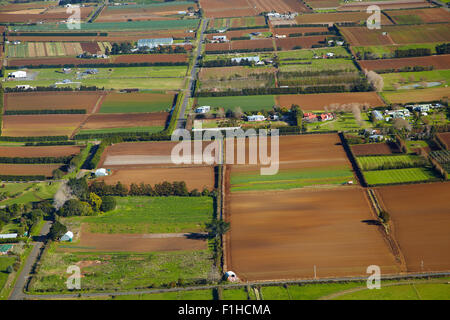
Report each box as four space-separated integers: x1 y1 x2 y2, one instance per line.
29 246 213 293
363 167 439 185
382 70 450 91
69 196 213 234
0 182 61 207
353 43 439 59
230 166 354 192
78 126 165 135
335 283 450 300
306 113 372 133
0 256 15 291
279 58 357 72
13 19 200 32
222 288 250 300
357 155 426 171
99 93 175 113
277 47 350 60
196 95 276 112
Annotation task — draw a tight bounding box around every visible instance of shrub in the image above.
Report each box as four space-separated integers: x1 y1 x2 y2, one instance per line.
100 196 116 212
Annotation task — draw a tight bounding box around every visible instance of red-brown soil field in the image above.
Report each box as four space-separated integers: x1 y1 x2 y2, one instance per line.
199 0 257 18
5 91 104 113
98 141 217 167
96 3 193 22
275 36 327 50
0 6 93 23
97 166 215 191
76 229 207 252
2 114 86 137
351 143 394 156
275 92 385 110
437 132 450 150
225 187 400 281
385 7 450 24
0 145 81 158
272 26 329 36
112 53 188 64
359 55 450 71
7 57 111 67
339 0 431 11
376 183 450 273
81 113 169 130
206 38 274 52
0 164 61 177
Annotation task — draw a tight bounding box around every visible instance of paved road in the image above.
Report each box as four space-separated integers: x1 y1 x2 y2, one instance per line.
20 271 450 300
9 221 52 300
176 18 208 129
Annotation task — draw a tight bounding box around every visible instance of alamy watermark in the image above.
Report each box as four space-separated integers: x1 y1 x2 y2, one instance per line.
171 127 280 175
66 5 81 30
367 265 381 289
367 5 381 30
66 265 81 290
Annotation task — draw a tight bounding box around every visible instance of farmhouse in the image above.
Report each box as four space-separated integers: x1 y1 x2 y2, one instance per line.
195 106 211 113
320 113 334 121
247 115 266 122
137 38 174 49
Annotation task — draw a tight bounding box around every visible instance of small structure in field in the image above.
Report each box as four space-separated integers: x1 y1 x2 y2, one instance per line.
95 168 108 177
8 70 27 78
195 106 211 114
0 233 18 239
137 38 174 49
212 35 227 42
0 244 14 255
231 56 260 64
247 115 266 122
224 271 239 282
60 231 74 242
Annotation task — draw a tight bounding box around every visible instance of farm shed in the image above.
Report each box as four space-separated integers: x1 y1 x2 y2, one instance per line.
9 71 27 78
60 231 74 242
195 106 211 113
95 168 109 177
0 244 13 255
0 233 18 239
231 56 260 64
247 115 266 122
137 38 174 49
372 110 384 121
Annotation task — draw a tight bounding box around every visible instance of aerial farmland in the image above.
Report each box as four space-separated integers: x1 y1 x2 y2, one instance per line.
0 0 449 305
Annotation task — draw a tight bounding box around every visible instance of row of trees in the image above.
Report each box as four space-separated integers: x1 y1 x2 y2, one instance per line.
0 156 73 164
89 180 214 198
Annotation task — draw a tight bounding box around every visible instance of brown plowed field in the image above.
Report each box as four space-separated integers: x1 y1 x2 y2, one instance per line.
0 7 93 22
248 0 310 13
112 53 188 64
376 183 450 273
7 57 111 67
96 3 192 22
0 164 61 177
98 141 217 167
81 113 169 130
295 11 393 25
0 146 81 158
80 42 100 54
437 132 450 150
77 229 207 252
275 36 327 50
199 0 257 18
339 0 432 11
275 92 385 110
5 91 103 112
351 143 394 156
97 166 215 191
226 188 400 281
272 26 329 36
2 114 86 137
385 7 450 24
359 55 450 71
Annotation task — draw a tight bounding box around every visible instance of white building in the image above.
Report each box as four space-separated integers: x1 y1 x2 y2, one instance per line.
195 106 210 114
231 56 260 64
60 231 73 242
247 115 266 122
137 38 173 49
0 233 18 239
212 35 227 42
9 70 27 78
95 168 108 177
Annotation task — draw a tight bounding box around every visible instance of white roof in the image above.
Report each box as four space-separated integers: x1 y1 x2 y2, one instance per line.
0 233 18 239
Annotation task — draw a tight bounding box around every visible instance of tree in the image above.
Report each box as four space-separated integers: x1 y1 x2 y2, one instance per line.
100 196 116 212
58 199 92 217
6 265 13 274
88 193 102 212
48 220 67 241
379 211 390 224
205 220 230 239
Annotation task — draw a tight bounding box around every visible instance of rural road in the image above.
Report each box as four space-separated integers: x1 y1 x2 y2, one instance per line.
176 18 208 129
19 271 450 300
9 221 52 300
